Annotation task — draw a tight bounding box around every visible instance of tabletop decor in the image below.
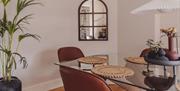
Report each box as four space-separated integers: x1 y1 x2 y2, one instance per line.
161 27 179 60
145 27 180 61
0 0 40 91
145 27 180 63
131 0 180 90
91 65 134 78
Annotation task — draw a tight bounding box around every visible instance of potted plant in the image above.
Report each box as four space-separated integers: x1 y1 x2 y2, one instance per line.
0 0 40 91
146 39 169 61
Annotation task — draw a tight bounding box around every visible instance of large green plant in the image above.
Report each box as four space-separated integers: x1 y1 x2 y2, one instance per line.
0 0 40 81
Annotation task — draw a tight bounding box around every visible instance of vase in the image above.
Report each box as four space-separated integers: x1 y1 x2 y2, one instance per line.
0 76 22 91
166 36 179 60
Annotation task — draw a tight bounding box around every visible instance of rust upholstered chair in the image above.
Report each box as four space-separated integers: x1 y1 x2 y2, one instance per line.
59 65 126 91
140 48 151 71
139 48 151 57
58 47 84 67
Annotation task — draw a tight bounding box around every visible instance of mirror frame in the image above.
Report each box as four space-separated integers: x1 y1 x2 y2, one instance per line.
78 0 108 41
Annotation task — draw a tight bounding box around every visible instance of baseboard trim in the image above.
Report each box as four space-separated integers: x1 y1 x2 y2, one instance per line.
23 78 63 91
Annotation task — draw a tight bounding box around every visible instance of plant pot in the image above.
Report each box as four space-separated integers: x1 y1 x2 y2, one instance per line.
0 76 21 91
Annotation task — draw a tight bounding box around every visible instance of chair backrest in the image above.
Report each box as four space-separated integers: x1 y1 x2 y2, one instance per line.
59 65 112 91
58 47 84 62
140 48 151 57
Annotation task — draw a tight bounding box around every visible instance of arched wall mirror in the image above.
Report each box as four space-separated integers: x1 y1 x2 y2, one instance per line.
78 0 108 41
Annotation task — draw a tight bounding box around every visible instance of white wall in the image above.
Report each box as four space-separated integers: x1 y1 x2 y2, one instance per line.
8 0 179 90
160 12 180 48
117 0 180 88
4 0 119 90
117 0 155 65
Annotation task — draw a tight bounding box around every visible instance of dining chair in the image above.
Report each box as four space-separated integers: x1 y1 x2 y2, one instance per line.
58 47 84 67
140 48 151 57
59 65 127 91
140 48 152 74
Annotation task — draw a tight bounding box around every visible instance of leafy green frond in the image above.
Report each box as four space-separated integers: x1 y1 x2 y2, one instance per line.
18 33 40 42
0 19 7 37
17 0 40 14
3 9 7 23
16 14 32 25
5 21 17 36
1 0 10 6
17 25 24 32
0 25 6 37
7 56 15 70
0 19 8 30
22 57 27 68
12 14 32 33
0 48 11 57
12 52 27 69
11 56 17 69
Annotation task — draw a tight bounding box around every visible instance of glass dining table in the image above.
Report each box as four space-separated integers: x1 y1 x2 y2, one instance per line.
104 57 176 91
91 65 155 91
57 56 177 91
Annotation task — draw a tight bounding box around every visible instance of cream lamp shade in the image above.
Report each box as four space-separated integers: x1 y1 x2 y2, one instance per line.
131 0 180 41
131 0 180 14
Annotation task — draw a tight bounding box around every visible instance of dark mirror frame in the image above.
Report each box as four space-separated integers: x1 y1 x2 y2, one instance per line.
78 0 108 41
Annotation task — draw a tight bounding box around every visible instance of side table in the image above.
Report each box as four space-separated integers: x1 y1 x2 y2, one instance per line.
144 56 180 90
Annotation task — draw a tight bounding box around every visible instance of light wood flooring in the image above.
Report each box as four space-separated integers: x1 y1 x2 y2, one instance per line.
49 84 127 91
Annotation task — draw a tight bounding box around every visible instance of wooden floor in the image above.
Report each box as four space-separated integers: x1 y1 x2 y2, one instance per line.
49 84 127 91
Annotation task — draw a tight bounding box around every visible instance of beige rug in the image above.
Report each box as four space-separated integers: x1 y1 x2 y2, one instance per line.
49 84 127 91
